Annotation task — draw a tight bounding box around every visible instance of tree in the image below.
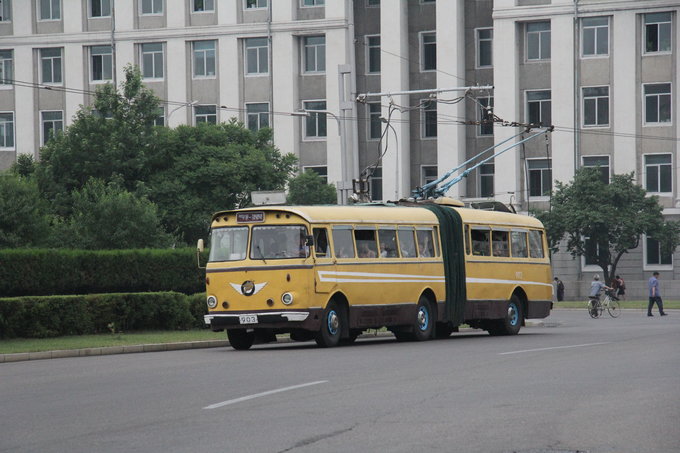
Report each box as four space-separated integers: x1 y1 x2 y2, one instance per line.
537 167 680 285
0 172 50 248
287 170 337 205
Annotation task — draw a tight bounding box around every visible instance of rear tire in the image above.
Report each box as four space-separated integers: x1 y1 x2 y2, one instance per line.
588 299 600 319
413 296 434 341
227 329 255 350
315 300 343 348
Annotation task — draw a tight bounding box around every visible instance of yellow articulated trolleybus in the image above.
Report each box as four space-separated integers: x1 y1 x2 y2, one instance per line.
197 198 553 350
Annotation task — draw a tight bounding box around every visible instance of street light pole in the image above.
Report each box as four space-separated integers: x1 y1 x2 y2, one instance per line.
167 100 198 126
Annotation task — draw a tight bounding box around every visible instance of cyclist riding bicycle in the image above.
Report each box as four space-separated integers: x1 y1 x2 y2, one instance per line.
588 274 612 315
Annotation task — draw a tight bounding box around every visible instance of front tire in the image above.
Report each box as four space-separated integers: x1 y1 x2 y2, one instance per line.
413 296 434 341
315 300 343 348
607 300 621 318
488 296 523 336
227 329 255 350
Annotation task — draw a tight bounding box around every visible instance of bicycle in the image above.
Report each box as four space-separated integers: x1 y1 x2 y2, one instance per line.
587 289 621 318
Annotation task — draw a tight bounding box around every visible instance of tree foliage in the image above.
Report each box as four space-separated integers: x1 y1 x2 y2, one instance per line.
537 167 680 284
287 170 337 205
0 173 50 248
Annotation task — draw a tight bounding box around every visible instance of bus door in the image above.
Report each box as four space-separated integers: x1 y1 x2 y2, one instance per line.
312 225 335 293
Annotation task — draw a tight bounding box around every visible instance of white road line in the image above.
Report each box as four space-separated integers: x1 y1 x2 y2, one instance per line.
203 380 328 410
499 342 610 355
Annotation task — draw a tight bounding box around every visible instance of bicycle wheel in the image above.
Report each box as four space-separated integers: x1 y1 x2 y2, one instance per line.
588 300 600 318
607 300 621 318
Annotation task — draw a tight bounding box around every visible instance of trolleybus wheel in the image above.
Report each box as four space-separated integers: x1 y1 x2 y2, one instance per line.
488 295 523 336
315 300 343 348
227 329 255 350
413 296 434 341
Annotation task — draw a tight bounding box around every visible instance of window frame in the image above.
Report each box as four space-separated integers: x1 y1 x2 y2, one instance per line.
643 82 672 126
367 102 382 141
90 45 113 82
582 155 610 184
475 27 493 68
140 0 163 15
643 12 672 55
0 0 11 22
141 42 164 80
421 99 437 139
420 31 436 72
302 165 328 184
40 110 63 146
526 21 551 61
245 102 270 132
582 85 610 128
526 89 552 127
90 0 111 18
0 49 12 87
643 235 674 270
192 0 214 12
244 0 267 9
194 104 217 125
479 162 494 198
527 158 552 200
301 0 324 7
40 48 63 85
421 165 437 187
0 111 15 149
302 35 326 74
192 40 216 79
477 96 494 136
369 167 382 201
643 153 672 194
581 16 609 58
38 0 61 21
302 99 327 140
365 35 381 75
244 37 269 76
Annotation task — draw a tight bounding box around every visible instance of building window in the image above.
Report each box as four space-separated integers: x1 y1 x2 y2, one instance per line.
90 0 111 18
303 166 328 183
141 43 163 80
526 21 550 61
0 50 13 85
479 163 494 197
302 100 326 138
245 38 268 75
646 236 673 267
303 35 325 73
526 90 551 126
582 17 608 57
39 0 61 20
422 99 437 138
644 12 672 54
643 83 671 124
644 154 672 193
476 28 492 68
0 112 14 148
153 107 165 126
366 35 380 74
193 0 214 12
246 103 269 132
583 86 609 127
369 167 382 201
141 0 162 14
528 158 551 198
40 48 62 85
367 0 379 7
367 102 381 140
41 111 63 145
0 0 10 21
421 32 436 71
583 237 606 267
302 0 324 6
245 0 266 8
194 105 217 124
90 45 113 82
478 96 494 136
421 165 437 186
193 41 216 78
582 155 610 184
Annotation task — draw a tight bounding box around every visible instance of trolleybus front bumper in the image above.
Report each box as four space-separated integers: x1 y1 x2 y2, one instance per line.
204 310 322 331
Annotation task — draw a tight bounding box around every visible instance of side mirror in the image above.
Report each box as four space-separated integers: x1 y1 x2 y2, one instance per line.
197 239 205 253
305 235 314 247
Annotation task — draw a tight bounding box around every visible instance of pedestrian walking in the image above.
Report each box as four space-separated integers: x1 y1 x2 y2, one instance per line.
554 277 565 301
647 272 668 317
614 275 626 300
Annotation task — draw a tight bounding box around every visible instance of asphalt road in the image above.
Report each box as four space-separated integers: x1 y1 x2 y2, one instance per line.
1 310 678 453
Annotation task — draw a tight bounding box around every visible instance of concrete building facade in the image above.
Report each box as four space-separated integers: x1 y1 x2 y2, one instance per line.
0 0 679 297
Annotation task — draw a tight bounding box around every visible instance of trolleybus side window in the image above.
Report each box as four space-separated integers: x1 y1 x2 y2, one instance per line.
378 228 398 257
416 228 435 257
332 226 355 258
511 230 529 258
492 230 510 257
432 226 440 257
313 227 329 257
355 227 378 258
210 226 248 262
471 227 491 256
397 227 417 257
528 230 545 258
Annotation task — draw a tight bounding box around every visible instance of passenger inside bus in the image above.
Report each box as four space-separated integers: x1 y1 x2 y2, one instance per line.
417 231 434 257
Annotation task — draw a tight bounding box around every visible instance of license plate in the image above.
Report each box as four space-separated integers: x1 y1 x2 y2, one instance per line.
239 314 258 325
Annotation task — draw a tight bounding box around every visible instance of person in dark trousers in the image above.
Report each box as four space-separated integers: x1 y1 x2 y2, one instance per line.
614 275 626 300
647 272 667 317
554 277 565 301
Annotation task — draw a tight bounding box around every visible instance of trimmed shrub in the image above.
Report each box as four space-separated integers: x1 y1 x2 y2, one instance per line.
0 249 205 297
0 292 197 339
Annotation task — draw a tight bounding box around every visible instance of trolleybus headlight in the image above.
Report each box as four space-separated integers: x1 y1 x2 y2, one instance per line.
207 295 218 309
281 292 294 305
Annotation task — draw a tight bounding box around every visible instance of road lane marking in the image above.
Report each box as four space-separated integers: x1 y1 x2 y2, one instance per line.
203 380 328 410
499 342 610 355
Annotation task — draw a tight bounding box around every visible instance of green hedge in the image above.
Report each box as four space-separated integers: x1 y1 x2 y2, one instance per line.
0 292 208 339
0 249 205 297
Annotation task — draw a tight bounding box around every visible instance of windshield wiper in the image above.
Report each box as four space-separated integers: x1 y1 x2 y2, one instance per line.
255 245 267 264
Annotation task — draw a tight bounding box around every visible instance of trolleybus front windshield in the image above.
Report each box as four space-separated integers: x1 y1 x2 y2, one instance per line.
250 225 309 259
209 227 249 262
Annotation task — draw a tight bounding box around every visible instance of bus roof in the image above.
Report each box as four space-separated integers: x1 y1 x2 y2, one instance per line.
211 204 545 229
